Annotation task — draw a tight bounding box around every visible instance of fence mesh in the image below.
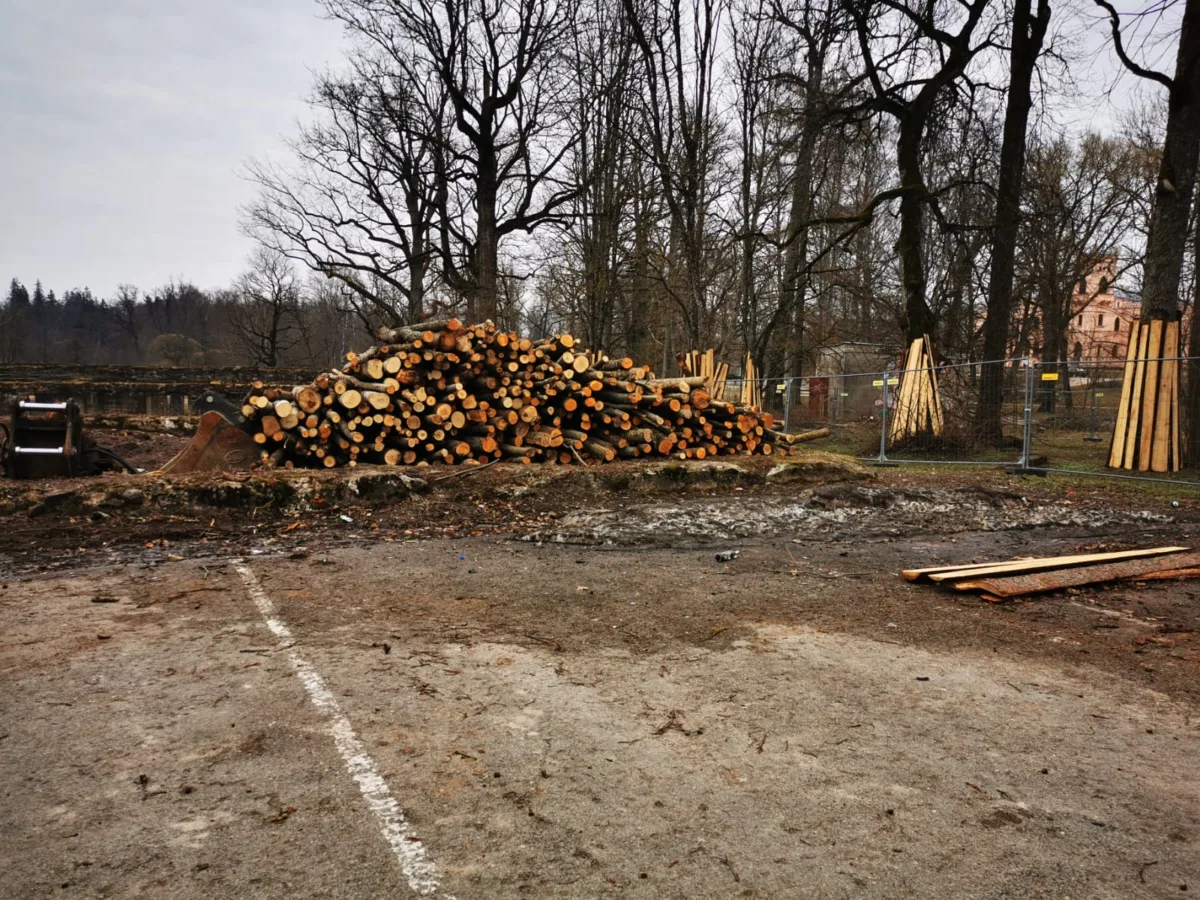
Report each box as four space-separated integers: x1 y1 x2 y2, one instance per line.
720 355 1199 486
1030 357 1200 483
879 359 1026 464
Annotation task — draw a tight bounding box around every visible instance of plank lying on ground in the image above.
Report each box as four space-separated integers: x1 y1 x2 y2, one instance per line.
1135 566 1200 581
905 547 1189 583
951 551 1200 598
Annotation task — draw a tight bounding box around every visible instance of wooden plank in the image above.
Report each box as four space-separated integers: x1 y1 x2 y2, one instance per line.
925 335 944 436
1152 321 1179 473
887 340 915 442
918 342 935 433
902 546 1188 581
1138 319 1164 472
953 551 1200 598
890 339 923 442
1170 322 1181 471
1123 323 1150 470
924 547 1189 583
1108 321 1141 468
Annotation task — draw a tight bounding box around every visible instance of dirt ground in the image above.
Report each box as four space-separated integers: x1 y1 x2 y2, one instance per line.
2 444 1200 898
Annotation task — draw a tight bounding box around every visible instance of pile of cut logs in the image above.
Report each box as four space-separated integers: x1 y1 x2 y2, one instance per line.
240 319 806 468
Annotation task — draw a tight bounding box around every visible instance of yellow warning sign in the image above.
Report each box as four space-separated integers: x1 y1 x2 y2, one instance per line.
1040 372 1059 382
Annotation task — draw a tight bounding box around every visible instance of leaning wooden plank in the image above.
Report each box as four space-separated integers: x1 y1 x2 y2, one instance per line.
1151 321 1178 473
1169 321 1181 472
903 546 1189 581
1137 319 1164 472
1108 321 1141 469
952 551 1200 598
887 341 913 442
1122 323 1151 469
926 335 945 436
917 338 938 435
890 339 922 442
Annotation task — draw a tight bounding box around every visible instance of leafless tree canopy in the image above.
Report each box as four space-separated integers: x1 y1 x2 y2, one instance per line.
9 0 1200 439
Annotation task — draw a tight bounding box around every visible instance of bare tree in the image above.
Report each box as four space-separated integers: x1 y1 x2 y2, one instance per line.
623 0 734 351
1019 135 1141 408
246 68 444 327
847 0 1000 342
976 0 1051 440
1096 0 1200 323
226 248 303 367
323 0 582 322
110 283 143 361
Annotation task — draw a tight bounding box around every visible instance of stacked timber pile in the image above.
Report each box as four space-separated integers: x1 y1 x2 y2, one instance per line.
905 546 1198 602
238 319 803 468
888 335 944 443
1108 319 1181 473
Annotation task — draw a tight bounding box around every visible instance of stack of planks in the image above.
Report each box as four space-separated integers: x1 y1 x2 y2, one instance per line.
240 319 803 468
888 335 944 443
678 349 730 402
904 546 1198 601
1108 319 1181 473
739 353 763 410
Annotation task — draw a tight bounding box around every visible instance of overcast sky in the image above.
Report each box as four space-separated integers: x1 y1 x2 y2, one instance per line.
0 0 345 298
0 0 1174 301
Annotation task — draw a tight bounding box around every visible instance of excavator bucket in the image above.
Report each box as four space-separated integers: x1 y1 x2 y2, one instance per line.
156 394 258 475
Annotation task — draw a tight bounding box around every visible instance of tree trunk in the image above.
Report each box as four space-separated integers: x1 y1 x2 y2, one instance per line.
781 62 824 379
896 119 935 342
1188 187 1200 463
1141 0 1200 322
976 0 1050 442
474 145 500 322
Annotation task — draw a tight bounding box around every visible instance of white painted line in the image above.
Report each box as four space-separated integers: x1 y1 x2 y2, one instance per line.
235 562 453 899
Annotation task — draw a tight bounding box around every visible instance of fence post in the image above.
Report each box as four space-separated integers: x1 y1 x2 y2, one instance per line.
877 365 892 463
1019 358 1034 468
1085 382 1102 442
782 377 792 433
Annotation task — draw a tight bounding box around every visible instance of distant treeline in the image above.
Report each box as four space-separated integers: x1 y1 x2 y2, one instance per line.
0 251 368 369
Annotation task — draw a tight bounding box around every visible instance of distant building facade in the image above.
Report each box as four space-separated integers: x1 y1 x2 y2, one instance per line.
1065 256 1140 361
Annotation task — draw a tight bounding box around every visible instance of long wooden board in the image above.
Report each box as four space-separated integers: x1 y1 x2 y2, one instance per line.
903 546 1188 581
889 339 922 442
926 334 944 436
1108 321 1141 468
1123 323 1151 469
953 550 1200 597
1152 321 1178 473
1138 319 1164 472
924 547 1189 583
1171 324 1181 471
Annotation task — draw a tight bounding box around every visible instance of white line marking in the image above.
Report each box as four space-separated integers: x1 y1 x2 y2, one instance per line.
235 562 453 899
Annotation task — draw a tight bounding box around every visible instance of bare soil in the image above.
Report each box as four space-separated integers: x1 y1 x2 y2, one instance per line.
2 445 1199 898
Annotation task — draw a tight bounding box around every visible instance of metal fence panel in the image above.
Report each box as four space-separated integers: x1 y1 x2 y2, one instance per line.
1030 357 1200 485
880 359 1025 465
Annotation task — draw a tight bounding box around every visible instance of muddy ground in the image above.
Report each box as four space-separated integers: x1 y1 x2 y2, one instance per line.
2 437 1199 898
